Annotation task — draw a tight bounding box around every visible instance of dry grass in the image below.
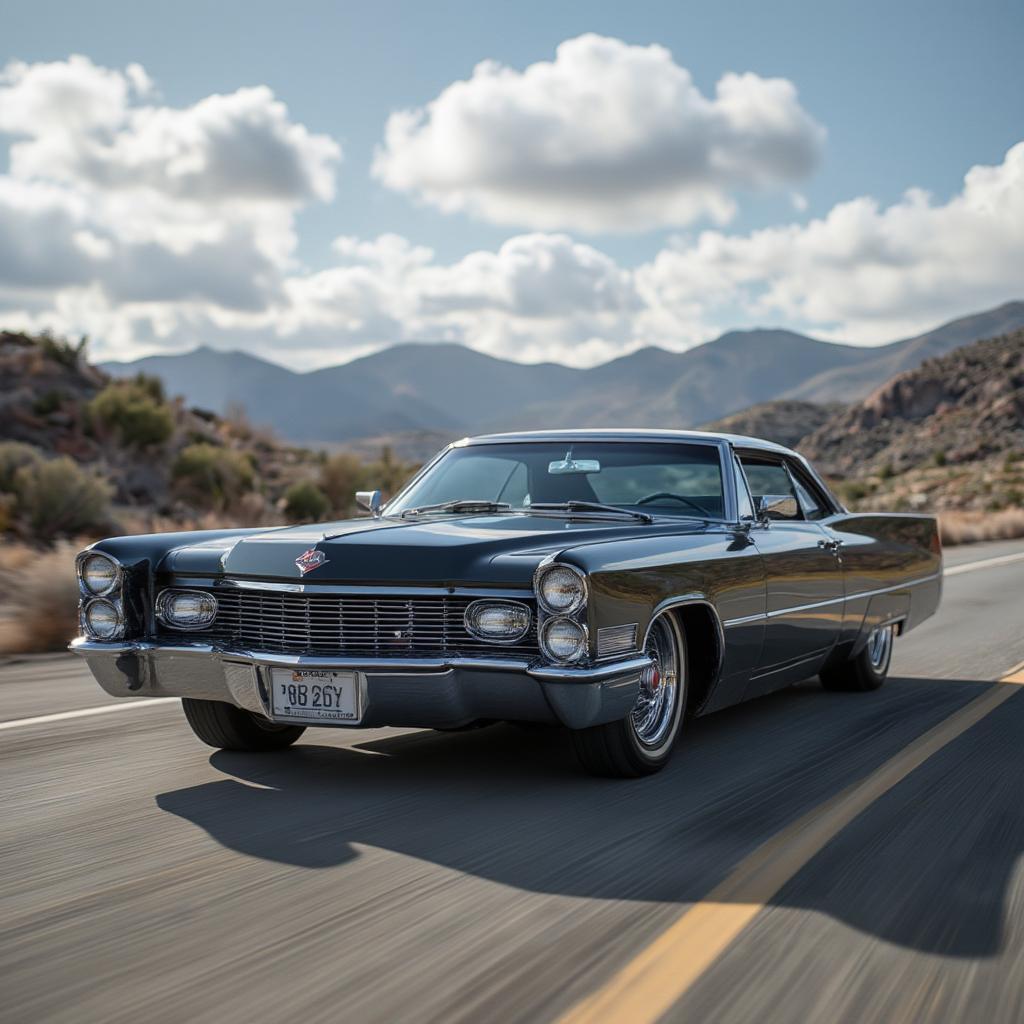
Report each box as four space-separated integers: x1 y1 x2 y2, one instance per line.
939 507 1024 545
0 541 80 654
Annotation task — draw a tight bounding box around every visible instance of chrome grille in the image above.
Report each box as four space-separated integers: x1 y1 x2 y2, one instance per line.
157 588 539 658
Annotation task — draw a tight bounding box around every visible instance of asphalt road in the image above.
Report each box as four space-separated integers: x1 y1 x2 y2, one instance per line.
2 539 1024 1024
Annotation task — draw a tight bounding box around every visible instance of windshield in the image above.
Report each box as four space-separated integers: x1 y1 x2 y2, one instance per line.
387 442 725 518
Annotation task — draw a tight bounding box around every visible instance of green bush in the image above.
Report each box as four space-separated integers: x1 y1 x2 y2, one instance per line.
319 452 366 514
37 331 88 370
283 481 330 523
172 443 256 511
89 381 174 448
0 441 44 493
12 457 112 541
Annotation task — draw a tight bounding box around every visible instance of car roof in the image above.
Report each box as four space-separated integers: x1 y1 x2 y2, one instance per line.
459 428 799 458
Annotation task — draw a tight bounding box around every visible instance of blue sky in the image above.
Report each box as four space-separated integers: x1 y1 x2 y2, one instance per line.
1 0 1022 366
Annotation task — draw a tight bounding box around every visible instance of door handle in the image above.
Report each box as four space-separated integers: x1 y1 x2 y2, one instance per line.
818 538 843 553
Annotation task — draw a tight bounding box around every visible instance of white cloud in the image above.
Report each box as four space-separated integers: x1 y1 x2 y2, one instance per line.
1 53 1022 371
637 141 1024 344
373 34 825 233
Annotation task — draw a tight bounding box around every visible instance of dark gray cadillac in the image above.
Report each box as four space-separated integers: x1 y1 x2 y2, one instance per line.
72 430 942 777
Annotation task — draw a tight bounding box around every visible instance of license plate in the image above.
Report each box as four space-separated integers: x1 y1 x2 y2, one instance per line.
270 669 362 724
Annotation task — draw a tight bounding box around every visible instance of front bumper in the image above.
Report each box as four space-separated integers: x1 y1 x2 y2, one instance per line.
69 638 651 730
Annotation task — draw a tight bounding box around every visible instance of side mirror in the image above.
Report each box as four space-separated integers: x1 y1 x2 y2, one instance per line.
757 494 799 522
355 489 382 516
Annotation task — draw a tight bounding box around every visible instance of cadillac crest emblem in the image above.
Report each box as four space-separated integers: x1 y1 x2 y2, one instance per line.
295 548 328 575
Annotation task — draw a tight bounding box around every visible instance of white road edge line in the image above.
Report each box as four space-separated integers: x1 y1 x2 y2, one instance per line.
944 550 1024 577
0 698 179 732
1 546 1021 733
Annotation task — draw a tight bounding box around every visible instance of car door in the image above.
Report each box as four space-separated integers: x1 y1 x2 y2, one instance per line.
738 452 845 694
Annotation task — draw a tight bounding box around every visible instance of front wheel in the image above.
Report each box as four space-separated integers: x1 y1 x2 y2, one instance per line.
182 698 305 751
820 624 895 692
570 613 686 778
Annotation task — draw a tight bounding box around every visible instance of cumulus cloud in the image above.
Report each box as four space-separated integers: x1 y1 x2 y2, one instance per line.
373 34 825 232
0 55 340 287
1 53 1022 370
637 141 1024 344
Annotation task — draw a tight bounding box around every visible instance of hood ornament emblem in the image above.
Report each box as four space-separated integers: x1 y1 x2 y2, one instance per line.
295 548 328 576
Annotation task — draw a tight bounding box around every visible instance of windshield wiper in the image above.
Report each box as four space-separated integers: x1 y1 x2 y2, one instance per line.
400 499 512 518
527 501 653 524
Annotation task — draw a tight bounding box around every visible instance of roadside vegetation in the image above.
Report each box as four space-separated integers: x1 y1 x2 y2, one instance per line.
0 329 418 655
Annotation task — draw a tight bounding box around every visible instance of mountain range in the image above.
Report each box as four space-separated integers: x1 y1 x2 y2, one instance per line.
102 300 1024 446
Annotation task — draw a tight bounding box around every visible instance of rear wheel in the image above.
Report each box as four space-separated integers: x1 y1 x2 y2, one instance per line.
820 624 894 692
181 698 305 751
571 613 686 778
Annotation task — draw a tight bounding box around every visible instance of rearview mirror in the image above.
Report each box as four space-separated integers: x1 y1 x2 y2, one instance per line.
548 458 601 475
356 489 382 516
757 494 799 521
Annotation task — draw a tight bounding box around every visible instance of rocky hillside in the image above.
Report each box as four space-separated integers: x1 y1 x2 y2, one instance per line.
0 331 415 545
802 328 1024 513
702 400 843 449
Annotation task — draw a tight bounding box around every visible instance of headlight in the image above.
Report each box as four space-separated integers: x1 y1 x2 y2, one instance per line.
83 598 123 639
78 552 120 596
535 563 587 615
464 600 531 643
540 617 588 663
156 590 218 630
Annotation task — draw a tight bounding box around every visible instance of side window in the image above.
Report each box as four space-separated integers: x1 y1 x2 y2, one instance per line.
786 462 831 521
739 456 802 520
733 457 754 520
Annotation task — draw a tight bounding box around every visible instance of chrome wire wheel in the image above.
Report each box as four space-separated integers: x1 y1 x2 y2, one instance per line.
631 615 684 752
867 623 894 672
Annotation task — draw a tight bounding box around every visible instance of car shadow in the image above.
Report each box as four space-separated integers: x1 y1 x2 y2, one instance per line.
155 675 1024 958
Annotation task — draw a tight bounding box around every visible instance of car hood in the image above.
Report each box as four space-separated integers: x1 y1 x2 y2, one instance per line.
162 514 705 587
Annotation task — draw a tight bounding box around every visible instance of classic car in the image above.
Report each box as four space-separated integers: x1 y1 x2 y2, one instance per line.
71 430 942 777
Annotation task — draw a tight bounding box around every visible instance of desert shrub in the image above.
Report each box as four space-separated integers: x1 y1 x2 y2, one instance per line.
37 331 88 370
283 481 330 523
33 389 66 416
365 446 418 498
13 457 112 541
0 441 44 492
89 381 174 448
319 452 366 514
172 443 256 512
841 481 870 503
0 541 80 654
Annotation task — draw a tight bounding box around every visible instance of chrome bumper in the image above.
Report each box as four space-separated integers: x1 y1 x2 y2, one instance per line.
69 638 651 730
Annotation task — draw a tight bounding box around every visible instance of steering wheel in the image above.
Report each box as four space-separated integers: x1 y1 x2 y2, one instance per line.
635 492 713 517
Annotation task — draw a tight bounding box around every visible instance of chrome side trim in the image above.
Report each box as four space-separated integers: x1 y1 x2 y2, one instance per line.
721 571 942 627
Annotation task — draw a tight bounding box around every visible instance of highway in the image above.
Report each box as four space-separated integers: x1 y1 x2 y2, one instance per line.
2 538 1024 1023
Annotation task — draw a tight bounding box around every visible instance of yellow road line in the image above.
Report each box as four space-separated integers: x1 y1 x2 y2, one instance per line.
557 669 1024 1024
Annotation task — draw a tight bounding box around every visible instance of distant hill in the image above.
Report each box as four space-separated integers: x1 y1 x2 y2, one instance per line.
701 400 843 449
783 301 1024 404
102 301 1024 445
802 327 1024 476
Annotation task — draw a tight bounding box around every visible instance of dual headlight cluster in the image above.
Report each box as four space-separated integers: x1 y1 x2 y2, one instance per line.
534 562 588 664
461 561 589 664
76 552 125 640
